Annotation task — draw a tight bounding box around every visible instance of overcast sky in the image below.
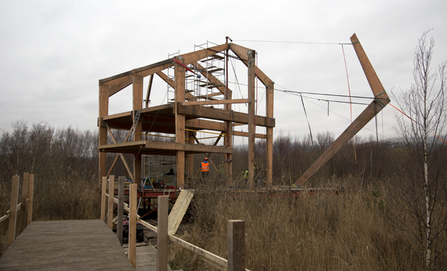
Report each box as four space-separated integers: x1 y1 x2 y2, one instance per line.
1 0 446 143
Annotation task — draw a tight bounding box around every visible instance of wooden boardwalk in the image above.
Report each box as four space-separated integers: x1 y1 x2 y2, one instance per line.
0 220 135 271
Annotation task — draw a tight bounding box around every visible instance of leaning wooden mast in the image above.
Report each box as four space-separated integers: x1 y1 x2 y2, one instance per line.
294 33 390 187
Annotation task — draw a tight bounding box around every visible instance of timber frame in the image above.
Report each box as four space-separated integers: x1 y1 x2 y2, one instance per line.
98 40 275 189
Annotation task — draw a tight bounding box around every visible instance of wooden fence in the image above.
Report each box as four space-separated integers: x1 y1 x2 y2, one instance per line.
101 175 249 271
0 173 35 248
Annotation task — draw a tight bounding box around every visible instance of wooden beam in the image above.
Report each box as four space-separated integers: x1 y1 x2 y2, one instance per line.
99 84 109 183
99 140 233 154
156 71 175 88
186 119 226 131
196 62 229 95
133 73 143 187
7 175 19 247
175 57 186 188
296 101 387 186
229 43 273 87
157 196 169 271
229 43 250 65
247 50 256 189
178 104 275 127
295 34 390 186
181 99 249 106
105 124 135 180
233 130 267 139
167 190 194 235
351 34 390 102
179 43 229 66
157 71 195 102
109 76 132 97
145 74 154 108
225 44 233 187
99 58 173 85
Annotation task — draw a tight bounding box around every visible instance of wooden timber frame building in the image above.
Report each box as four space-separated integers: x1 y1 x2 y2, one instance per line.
98 40 274 189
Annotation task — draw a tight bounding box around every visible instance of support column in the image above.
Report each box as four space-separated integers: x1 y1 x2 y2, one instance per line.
99 83 109 184
225 42 233 187
186 131 195 188
266 81 274 188
247 50 256 189
175 57 186 188
133 73 143 187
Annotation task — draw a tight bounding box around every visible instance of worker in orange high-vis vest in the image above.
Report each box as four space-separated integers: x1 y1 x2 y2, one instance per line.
201 157 210 180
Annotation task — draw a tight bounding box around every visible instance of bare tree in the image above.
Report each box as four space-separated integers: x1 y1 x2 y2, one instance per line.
393 30 447 270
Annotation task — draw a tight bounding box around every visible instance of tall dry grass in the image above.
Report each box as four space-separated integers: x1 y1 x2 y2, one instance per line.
169 181 435 270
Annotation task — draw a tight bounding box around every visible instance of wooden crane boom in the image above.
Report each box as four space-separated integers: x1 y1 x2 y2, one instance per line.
294 33 390 187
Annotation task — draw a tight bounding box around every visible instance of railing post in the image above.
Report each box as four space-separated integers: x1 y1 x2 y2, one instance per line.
128 183 137 268
20 172 30 231
7 175 20 247
107 175 115 229
157 195 169 271
117 176 125 245
26 174 34 226
228 220 245 271
100 176 107 221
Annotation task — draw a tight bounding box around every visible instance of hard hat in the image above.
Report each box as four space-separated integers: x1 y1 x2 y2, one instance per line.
204 157 208 160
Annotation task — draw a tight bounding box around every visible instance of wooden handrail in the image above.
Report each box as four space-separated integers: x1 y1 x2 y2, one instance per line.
2 173 34 248
104 175 250 271
0 202 23 223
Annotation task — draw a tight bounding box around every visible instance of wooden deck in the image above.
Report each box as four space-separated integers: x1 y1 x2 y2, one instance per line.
0 220 135 270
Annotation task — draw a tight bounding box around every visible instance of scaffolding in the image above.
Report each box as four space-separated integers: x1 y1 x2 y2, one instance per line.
142 155 176 188
189 41 226 106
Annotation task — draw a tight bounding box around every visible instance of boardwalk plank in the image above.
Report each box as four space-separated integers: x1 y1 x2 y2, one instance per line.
0 220 135 271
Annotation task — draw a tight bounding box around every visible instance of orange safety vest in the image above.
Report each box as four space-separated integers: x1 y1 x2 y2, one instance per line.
201 161 210 172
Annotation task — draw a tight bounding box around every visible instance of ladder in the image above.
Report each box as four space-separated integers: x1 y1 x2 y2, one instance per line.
127 109 141 142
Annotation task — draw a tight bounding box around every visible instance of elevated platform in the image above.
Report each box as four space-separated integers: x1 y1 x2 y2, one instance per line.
0 220 134 270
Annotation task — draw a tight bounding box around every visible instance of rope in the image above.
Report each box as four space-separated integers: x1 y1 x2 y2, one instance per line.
389 103 447 145
300 93 314 144
341 44 357 163
233 39 352 46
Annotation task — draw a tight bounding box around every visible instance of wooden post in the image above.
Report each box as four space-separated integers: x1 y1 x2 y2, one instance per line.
7 175 20 247
26 174 34 226
228 220 245 271
100 176 107 221
133 73 143 189
99 83 109 185
174 57 186 188
157 195 169 271
117 176 125 245
247 50 256 189
266 81 274 188
186 131 195 189
128 183 137 268
20 172 30 230
107 175 115 229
